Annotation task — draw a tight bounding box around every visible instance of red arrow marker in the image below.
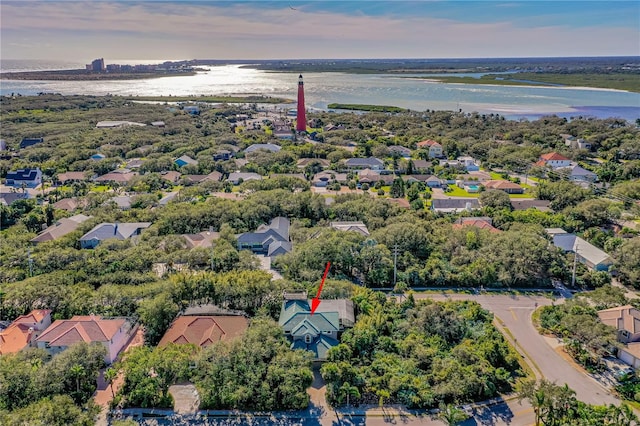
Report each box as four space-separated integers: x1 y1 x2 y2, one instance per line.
311 262 331 315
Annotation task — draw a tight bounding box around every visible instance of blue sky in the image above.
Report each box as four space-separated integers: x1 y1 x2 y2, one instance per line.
1 1 638 60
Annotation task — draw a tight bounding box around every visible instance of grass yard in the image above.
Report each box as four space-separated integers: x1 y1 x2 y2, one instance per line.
444 185 480 197
90 185 110 192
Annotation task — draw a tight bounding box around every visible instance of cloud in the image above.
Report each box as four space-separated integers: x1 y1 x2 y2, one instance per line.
1 1 637 59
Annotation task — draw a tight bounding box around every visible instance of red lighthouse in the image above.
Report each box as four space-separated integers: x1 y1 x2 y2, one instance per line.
296 74 307 132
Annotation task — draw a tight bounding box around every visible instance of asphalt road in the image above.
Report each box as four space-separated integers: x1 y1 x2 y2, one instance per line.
416 293 619 406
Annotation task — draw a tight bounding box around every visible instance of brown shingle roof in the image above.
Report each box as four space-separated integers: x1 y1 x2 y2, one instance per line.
53 198 87 212
161 171 182 183
598 305 640 334
158 315 248 348
58 172 88 182
95 171 137 183
484 180 523 190
31 214 91 243
453 218 500 233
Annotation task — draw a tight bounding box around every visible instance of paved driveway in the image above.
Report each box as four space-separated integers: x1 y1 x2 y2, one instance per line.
415 293 619 406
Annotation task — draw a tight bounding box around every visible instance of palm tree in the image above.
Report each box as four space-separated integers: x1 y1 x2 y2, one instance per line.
339 382 360 407
69 363 85 396
532 389 546 426
437 403 469 426
104 367 118 399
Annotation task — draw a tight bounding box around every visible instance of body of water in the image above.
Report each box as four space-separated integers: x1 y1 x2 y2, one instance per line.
1 61 638 121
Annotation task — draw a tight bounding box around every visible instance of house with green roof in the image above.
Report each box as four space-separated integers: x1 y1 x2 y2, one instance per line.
278 295 354 361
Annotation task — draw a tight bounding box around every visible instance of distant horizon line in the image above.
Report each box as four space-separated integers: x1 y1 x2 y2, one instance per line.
3 55 640 63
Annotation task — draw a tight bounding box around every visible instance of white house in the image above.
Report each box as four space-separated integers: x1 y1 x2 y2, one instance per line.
536 152 572 169
5 168 42 188
416 140 443 158
557 164 598 183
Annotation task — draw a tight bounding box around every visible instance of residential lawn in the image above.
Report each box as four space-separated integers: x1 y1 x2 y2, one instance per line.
264 128 273 135
444 184 532 199
90 185 110 192
489 171 504 180
520 183 534 190
444 185 480 197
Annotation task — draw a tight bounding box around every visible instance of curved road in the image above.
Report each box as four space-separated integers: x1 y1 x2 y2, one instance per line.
416 293 619 406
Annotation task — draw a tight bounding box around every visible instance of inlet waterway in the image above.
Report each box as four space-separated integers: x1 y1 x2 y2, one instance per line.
1 62 638 121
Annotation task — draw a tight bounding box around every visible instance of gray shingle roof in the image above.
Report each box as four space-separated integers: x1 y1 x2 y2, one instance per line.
431 198 480 210
80 222 151 242
244 143 281 153
552 233 612 266
345 157 384 168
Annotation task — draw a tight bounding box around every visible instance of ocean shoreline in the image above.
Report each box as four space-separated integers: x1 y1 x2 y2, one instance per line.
0 69 198 81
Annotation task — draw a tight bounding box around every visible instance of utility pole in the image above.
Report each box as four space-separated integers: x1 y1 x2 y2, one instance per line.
571 241 579 288
28 248 33 277
393 244 398 288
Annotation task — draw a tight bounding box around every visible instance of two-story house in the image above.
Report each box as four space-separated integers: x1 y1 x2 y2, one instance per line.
416 139 443 158
535 152 572 169
278 294 355 361
237 217 291 257
457 156 480 171
5 168 42 188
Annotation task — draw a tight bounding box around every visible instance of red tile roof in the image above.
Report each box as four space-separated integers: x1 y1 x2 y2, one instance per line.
417 139 441 148
540 152 570 161
16 309 51 324
0 310 51 355
36 315 126 346
158 315 248 348
0 324 34 355
453 219 500 233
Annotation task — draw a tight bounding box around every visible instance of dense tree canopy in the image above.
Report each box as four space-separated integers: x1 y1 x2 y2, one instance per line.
194 318 313 410
1 94 638 417
321 289 521 408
